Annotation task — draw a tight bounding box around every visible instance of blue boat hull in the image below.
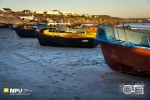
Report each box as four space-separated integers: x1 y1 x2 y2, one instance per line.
96 24 150 47
14 26 37 38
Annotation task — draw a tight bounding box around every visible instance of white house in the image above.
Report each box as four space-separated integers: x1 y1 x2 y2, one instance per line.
35 10 46 14
46 10 61 15
22 10 32 14
35 10 61 15
19 15 36 21
62 11 76 16
0 8 12 13
83 14 91 17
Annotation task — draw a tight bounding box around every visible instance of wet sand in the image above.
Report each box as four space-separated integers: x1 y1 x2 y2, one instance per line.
0 28 150 100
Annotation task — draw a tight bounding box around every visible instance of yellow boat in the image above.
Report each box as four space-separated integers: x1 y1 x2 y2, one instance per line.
36 27 99 48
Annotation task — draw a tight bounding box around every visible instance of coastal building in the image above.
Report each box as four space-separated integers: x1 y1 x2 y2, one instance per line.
0 8 12 13
91 15 111 18
62 11 86 17
62 11 76 16
19 15 36 21
22 10 32 14
35 10 61 15
46 10 61 15
83 14 91 17
35 10 47 14
17 11 22 13
76 13 84 16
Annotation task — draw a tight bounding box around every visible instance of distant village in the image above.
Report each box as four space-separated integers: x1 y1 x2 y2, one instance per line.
0 8 150 24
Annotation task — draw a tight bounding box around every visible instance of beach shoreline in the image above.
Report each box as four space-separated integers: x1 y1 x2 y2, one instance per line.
0 28 150 100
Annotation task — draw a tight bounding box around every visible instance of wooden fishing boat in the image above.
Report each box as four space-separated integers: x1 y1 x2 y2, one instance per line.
36 27 99 48
14 25 37 38
95 24 150 76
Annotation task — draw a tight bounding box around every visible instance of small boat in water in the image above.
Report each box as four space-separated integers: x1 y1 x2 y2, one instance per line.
14 24 37 38
36 27 99 48
95 24 150 76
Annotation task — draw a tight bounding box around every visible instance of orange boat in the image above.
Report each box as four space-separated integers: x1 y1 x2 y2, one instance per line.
95 24 150 76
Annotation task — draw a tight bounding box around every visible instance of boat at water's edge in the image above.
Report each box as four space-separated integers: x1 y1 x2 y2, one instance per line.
95 24 150 76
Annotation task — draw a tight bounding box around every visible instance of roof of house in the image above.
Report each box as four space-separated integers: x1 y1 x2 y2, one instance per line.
23 10 31 12
2 8 11 10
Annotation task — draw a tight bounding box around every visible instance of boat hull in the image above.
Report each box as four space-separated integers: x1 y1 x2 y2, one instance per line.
99 41 150 76
36 31 99 48
14 26 37 38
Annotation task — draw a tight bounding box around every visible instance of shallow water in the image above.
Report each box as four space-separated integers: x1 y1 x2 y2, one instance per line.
119 23 150 30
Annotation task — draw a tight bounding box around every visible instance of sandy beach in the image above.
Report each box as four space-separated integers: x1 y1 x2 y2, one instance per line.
0 28 150 100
